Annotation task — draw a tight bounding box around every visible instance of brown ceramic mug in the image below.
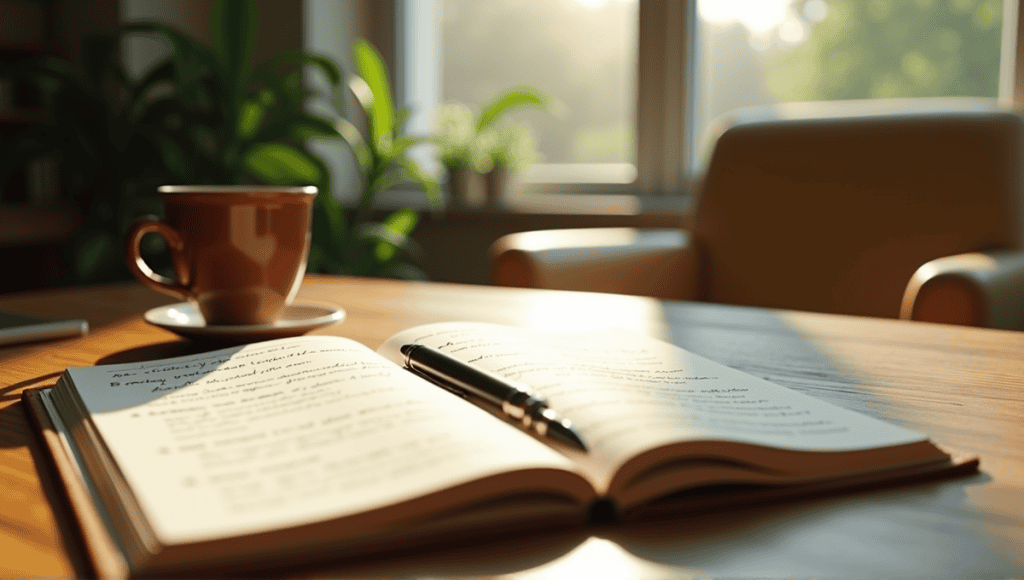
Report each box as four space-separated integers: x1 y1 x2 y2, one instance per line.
125 185 318 326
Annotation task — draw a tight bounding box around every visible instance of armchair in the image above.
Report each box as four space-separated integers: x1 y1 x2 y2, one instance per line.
491 99 1024 329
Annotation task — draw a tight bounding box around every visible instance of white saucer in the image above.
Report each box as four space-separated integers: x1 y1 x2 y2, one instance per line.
144 302 345 342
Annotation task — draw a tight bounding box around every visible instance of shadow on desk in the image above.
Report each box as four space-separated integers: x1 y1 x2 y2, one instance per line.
95 340 218 366
607 473 1017 579
0 371 62 406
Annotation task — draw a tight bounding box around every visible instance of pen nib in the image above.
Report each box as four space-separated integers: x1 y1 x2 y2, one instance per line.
550 423 588 452
542 414 588 452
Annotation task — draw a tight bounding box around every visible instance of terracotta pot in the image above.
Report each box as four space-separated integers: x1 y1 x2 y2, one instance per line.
446 168 485 207
484 167 510 207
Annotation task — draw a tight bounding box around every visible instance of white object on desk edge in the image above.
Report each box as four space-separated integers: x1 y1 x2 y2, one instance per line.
0 310 89 346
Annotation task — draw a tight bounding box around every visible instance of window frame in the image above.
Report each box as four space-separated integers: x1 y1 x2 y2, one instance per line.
391 0 698 199
362 0 1023 205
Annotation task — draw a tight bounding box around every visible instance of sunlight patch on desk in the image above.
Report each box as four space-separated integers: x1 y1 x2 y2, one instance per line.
516 292 668 338
509 537 678 580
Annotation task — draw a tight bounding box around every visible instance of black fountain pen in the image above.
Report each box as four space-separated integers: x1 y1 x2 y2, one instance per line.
401 344 588 452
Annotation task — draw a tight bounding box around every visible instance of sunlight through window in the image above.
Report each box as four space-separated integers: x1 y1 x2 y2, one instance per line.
700 0 792 35
441 0 637 167
424 0 1004 191
692 0 1003 168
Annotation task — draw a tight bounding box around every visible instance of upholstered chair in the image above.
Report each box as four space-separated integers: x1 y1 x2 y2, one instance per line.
490 99 1024 329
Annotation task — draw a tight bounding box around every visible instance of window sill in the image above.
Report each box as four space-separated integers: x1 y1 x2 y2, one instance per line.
371 190 691 286
374 188 693 220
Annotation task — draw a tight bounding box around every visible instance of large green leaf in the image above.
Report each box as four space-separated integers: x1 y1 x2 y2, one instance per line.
256 49 343 86
335 117 372 175
249 68 303 116
211 0 256 96
122 22 218 110
382 207 418 235
347 75 374 118
476 88 551 131
248 114 318 145
238 98 264 138
353 39 395 152
245 62 339 143
284 115 343 141
243 143 321 185
358 209 419 264
393 107 413 134
399 156 443 212
387 135 425 161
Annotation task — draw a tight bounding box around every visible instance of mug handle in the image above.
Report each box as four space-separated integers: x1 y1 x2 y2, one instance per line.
125 216 191 300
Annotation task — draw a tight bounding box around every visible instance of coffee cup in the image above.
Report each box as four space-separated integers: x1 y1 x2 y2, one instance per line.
125 185 318 326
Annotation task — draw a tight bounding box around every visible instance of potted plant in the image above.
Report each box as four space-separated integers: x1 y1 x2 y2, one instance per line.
478 120 538 204
0 0 346 283
434 101 487 205
0 0 435 283
314 39 440 278
433 87 551 205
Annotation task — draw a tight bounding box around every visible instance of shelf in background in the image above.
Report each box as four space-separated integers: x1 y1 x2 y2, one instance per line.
0 108 45 125
0 204 78 293
0 203 78 247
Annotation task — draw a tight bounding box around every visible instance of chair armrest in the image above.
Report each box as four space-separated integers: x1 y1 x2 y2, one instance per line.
489 228 699 300
901 249 1024 329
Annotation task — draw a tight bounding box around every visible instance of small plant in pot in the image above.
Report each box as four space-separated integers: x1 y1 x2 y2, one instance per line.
433 87 551 206
433 102 487 205
478 120 538 204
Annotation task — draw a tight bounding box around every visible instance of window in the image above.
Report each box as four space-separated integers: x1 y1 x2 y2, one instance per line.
395 0 639 194
440 0 637 182
692 0 1005 169
393 0 1013 199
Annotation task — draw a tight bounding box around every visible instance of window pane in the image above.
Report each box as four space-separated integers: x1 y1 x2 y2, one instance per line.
441 0 638 166
694 0 1004 163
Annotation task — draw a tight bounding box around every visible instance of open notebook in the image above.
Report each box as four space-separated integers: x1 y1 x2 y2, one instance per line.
24 321 977 578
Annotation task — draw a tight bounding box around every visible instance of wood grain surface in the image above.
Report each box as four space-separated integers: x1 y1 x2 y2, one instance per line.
1 275 1022 578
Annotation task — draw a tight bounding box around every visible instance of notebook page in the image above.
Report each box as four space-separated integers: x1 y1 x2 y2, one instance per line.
62 335 577 544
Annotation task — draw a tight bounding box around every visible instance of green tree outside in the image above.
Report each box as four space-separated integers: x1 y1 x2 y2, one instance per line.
763 0 1003 102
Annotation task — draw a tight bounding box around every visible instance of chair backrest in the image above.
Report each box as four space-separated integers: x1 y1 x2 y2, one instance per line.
692 98 1024 318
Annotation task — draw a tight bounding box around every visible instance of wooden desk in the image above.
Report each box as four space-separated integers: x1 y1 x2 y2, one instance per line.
1 275 1022 578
